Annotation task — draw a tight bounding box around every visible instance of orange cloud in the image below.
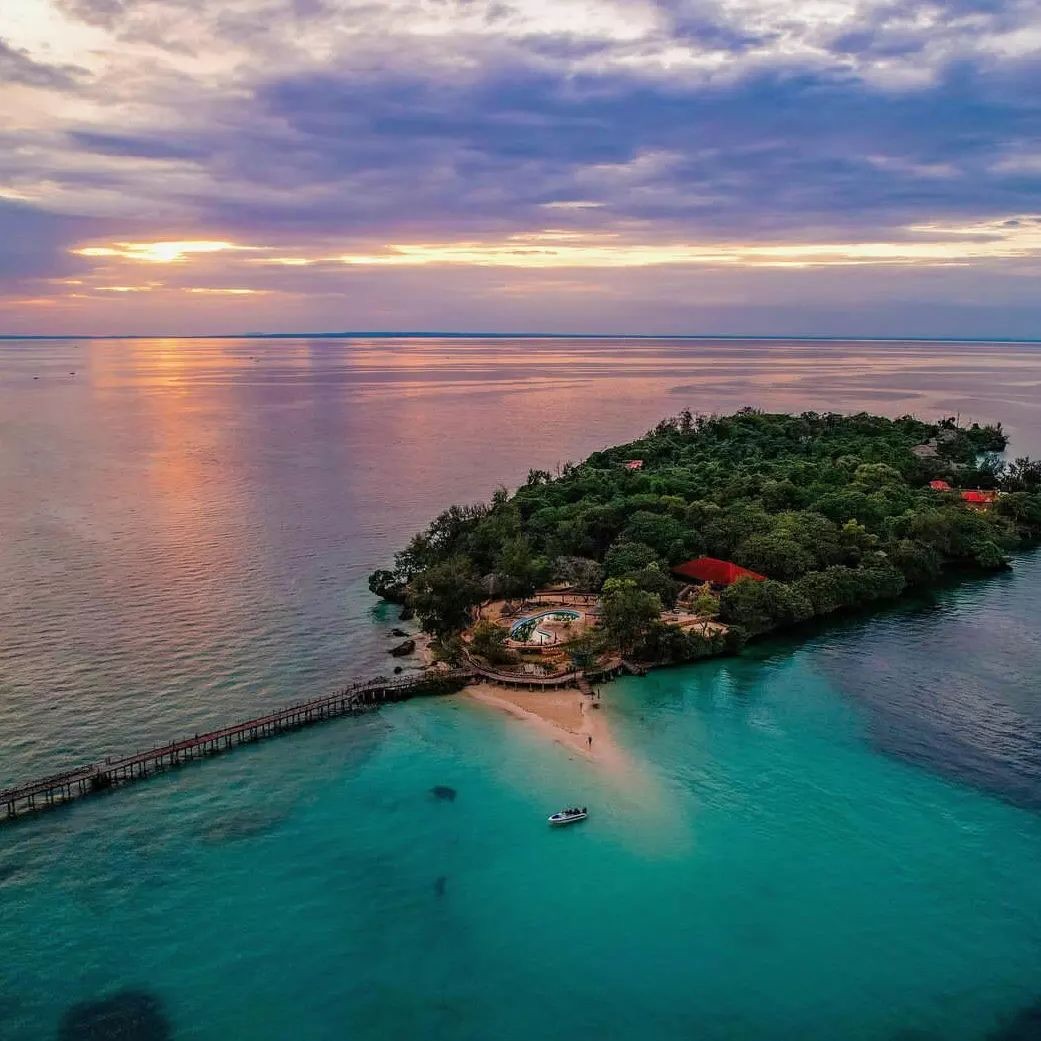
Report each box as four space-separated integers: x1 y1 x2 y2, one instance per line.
73 240 259 263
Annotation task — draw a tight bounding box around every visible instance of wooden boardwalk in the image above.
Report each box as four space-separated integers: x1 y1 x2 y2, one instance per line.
1 670 471 822
465 655 623 689
2 652 639 824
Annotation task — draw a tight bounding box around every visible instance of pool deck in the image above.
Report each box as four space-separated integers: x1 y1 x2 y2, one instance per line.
471 596 597 655
509 608 583 645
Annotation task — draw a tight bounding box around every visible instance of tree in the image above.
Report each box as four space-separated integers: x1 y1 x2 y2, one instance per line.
735 532 816 580
552 556 604 590
603 540 660 578
996 492 1041 526
761 479 802 512
691 583 719 614
853 463 904 489
1001 458 1041 492
627 564 680 608
814 490 886 529
409 556 486 639
393 532 434 581
791 569 848 616
600 578 662 655
566 629 603 669
494 536 548 599
470 620 515 665
718 578 813 635
548 517 594 559
883 539 941 586
633 621 731 664
466 504 522 572
907 507 1011 563
838 519 877 564
703 503 772 559
622 511 691 559
858 555 907 599
973 540 1007 569
425 503 488 556
689 584 720 633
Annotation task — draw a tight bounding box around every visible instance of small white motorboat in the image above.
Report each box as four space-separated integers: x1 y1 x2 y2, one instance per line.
548 807 588 826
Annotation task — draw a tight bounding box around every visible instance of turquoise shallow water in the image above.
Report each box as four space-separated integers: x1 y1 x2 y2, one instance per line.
2 338 1041 1040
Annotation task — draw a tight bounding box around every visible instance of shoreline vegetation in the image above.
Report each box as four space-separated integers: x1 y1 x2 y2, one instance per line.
371 409 1041 750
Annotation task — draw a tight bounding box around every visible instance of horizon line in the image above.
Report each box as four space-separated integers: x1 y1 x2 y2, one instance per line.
3 331 1041 345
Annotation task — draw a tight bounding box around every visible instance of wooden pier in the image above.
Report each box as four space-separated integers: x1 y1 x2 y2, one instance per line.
1 670 471 822
465 655 624 689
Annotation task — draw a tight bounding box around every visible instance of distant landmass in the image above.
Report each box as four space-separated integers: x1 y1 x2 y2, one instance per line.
4 332 1041 343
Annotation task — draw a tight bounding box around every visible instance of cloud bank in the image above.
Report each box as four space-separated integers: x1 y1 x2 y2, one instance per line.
1 0 1040 335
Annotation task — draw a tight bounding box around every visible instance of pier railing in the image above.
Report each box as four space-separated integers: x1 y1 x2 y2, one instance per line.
3 653 641 823
1 669 472 821
464 654 626 687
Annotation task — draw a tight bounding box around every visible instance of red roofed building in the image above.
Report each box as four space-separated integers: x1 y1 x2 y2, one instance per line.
672 557 766 586
623 459 644 471
961 489 999 507
928 479 953 491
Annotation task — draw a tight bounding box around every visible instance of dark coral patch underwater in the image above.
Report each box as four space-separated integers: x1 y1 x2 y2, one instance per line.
57 989 170 1041
987 999 1041 1040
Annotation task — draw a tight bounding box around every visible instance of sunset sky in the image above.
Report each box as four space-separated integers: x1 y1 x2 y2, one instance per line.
2 0 1040 337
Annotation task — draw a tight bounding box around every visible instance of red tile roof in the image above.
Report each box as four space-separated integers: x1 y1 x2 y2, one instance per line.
672 557 766 585
928 479 953 491
961 489 998 504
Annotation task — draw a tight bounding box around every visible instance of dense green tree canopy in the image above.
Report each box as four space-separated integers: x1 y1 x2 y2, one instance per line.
600 578 663 655
408 556 486 639
371 409 1041 647
469 620 516 665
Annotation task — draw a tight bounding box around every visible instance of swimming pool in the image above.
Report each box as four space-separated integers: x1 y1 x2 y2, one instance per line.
509 609 581 644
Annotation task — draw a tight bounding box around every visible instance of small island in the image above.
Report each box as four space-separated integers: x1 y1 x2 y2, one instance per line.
370 410 1041 753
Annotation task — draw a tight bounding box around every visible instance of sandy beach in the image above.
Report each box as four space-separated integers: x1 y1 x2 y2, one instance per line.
462 682 626 770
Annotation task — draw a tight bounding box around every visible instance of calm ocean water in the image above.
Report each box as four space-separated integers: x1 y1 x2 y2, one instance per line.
2 337 1041 1040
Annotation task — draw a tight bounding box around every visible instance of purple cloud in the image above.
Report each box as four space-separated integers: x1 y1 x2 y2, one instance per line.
2 0 1041 334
